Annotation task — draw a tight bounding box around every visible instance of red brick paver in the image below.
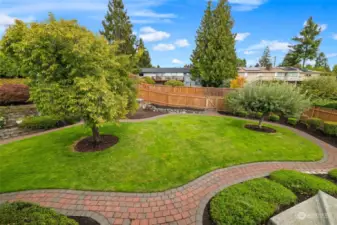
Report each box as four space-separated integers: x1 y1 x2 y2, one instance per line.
1 114 336 225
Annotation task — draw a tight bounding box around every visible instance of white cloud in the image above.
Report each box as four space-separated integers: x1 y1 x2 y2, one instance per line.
139 26 170 42
327 53 337 58
320 24 328 32
235 32 250 41
153 43 175 51
244 50 256 55
130 10 176 19
332 34 337 40
306 59 315 66
0 13 34 35
229 0 267 11
175 39 190 47
246 40 290 52
172 59 184 64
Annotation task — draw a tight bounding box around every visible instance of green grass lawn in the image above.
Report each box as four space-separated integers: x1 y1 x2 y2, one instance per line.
0 115 323 193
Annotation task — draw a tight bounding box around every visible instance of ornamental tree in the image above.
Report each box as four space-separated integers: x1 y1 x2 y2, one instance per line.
227 83 311 128
1 17 137 144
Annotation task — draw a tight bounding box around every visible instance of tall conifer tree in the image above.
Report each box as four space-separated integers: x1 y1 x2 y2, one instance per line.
259 47 272 67
100 0 136 55
137 38 152 68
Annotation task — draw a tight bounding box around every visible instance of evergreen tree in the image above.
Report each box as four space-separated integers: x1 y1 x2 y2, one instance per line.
255 63 260 67
315 52 328 69
333 65 337 75
190 0 237 87
259 47 272 67
280 51 301 67
137 38 152 68
100 0 136 55
291 17 322 68
237 58 247 67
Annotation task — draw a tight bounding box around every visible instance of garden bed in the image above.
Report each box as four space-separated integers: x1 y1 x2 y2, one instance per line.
218 111 337 148
74 135 119 152
68 216 100 225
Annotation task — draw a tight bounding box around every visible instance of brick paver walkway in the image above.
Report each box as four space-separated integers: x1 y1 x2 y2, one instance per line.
1 114 336 225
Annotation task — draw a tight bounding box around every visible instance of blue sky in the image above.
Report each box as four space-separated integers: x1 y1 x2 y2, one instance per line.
1 0 337 68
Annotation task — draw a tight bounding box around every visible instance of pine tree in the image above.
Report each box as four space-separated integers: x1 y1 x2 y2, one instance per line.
190 0 237 87
291 17 322 68
100 0 136 55
259 47 272 67
315 52 328 69
237 58 247 67
280 51 301 67
137 38 152 68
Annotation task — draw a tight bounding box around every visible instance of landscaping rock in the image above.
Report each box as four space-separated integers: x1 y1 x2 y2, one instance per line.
268 191 337 225
142 102 205 114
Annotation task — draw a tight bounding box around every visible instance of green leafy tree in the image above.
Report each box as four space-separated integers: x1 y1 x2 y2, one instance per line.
259 47 272 67
315 52 328 68
280 51 301 67
237 58 247 67
137 38 152 68
301 76 337 101
227 83 311 128
164 80 184 87
291 17 322 68
100 0 136 56
333 65 337 75
191 0 237 87
2 18 137 144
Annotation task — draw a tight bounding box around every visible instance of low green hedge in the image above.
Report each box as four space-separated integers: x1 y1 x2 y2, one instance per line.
328 169 337 181
164 80 184 87
19 115 80 130
287 118 298 126
0 201 78 225
236 111 248 118
306 118 322 130
270 170 337 197
269 114 280 122
323 121 337 136
210 178 297 225
249 112 263 119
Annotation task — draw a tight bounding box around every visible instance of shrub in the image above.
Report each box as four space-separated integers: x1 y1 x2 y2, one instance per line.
210 178 296 225
287 118 298 126
328 169 337 181
227 82 311 128
0 201 78 225
0 78 27 85
230 76 246 88
236 111 248 117
306 118 322 130
323 121 337 136
270 170 337 197
301 76 337 101
269 114 280 122
140 76 155 85
19 116 60 130
255 112 264 119
62 116 81 125
313 99 337 110
164 80 184 87
0 84 30 105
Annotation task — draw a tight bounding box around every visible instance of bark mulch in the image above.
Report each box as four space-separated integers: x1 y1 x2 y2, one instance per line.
245 124 276 133
68 216 100 225
74 135 119 153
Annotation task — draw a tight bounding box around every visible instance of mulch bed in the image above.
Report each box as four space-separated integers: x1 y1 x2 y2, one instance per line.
74 135 119 153
127 108 166 119
245 124 276 133
218 111 337 148
68 216 100 225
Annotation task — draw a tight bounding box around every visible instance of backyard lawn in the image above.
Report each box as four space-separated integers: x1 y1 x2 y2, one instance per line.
0 115 323 193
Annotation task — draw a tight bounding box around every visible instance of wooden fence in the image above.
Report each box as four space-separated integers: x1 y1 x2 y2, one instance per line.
303 107 337 122
138 84 231 111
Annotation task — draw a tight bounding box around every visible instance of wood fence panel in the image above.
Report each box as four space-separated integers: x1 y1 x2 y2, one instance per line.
302 107 337 122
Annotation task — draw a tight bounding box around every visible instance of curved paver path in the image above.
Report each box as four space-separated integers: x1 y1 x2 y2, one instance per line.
1 114 336 225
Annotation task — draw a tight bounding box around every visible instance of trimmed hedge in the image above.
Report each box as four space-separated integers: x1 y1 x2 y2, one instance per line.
19 116 81 130
0 201 78 225
140 76 155 85
164 80 184 87
269 114 280 122
306 118 322 130
323 121 337 136
328 169 337 181
287 118 298 126
210 178 297 225
0 84 30 106
270 170 337 197
236 111 248 118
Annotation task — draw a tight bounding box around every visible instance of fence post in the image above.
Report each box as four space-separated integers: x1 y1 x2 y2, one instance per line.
311 107 315 118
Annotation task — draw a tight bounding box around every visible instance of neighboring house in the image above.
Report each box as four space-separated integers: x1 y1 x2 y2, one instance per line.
238 67 321 83
140 68 200 86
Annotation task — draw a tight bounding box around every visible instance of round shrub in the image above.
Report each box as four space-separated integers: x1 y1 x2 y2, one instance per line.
287 118 298 126
164 80 184 87
306 118 322 130
270 170 337 197
328 169 337 181
323 121 337 136
140 76 155 85
236 111 248 117
0 201 78 225
269 114 280 122
19 116 60 130
210 178 296 225
0 84 30 106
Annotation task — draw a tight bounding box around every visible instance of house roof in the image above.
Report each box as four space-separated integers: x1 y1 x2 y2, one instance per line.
238 67 321 74
141 68 191 73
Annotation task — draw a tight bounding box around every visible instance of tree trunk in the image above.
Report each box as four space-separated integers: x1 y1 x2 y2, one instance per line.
302 58 306 68
258 116 265 129
91 125 101 145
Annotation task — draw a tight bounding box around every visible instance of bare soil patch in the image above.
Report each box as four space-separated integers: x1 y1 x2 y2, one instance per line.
74 135 118 153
